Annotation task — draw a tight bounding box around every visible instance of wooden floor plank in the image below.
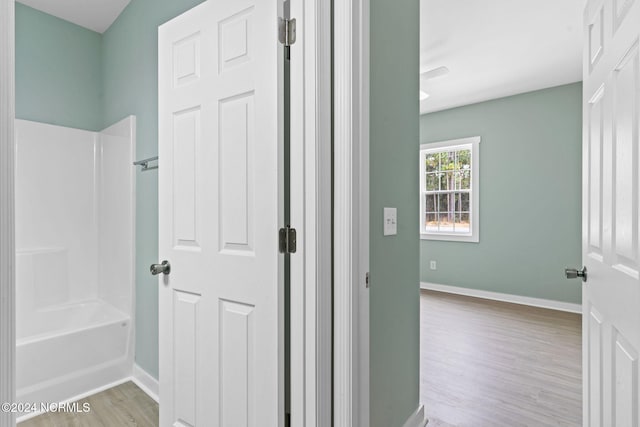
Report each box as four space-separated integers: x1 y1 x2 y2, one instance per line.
420 289 582 427
18 381 158 427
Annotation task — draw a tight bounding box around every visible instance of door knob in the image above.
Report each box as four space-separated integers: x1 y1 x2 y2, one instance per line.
150 260 171 276
565 266 587 282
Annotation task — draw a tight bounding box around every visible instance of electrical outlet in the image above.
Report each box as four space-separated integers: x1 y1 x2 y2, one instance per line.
430 260 437 270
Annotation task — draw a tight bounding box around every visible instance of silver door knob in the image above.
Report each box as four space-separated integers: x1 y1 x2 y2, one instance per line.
150 260 171 276
565 266 587 282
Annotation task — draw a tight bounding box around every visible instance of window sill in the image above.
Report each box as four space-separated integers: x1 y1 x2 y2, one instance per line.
420 233 479 243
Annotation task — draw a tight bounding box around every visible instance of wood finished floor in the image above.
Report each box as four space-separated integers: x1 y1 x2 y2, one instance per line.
420 290 582 427
18 381 158 427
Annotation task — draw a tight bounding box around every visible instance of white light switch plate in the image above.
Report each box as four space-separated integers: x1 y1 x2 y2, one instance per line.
383 207 397 236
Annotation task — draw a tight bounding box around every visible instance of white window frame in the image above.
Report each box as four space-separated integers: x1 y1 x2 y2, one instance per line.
420 136 480 243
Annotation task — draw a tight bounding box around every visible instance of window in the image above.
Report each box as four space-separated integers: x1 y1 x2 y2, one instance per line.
420 136 480 242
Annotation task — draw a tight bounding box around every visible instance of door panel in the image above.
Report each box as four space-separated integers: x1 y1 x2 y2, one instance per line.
588 86 605 259
159 1 284 425
173 290 199 427
583 0 640 425
588 306 604 427
613 329 638 426
219 92 255 254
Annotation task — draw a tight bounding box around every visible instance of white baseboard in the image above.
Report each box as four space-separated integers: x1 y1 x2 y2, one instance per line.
402 405 428 427
420 282 581 314
16 365 158 422
131 364 159 403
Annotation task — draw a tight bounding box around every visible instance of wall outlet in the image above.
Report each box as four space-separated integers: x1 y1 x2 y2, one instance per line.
430 260 437 270
383 207 397 236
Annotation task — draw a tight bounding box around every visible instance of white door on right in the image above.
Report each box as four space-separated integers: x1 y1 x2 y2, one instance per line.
582 0 640 425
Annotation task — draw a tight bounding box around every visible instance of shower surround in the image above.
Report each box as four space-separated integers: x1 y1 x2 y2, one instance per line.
15 117 135 420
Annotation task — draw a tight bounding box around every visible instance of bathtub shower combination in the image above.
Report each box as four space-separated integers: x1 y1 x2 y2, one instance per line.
15 117 136 418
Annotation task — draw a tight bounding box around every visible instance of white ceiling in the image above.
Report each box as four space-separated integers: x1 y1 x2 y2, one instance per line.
19 0 130 33
420 0 584 114
19 0 582 106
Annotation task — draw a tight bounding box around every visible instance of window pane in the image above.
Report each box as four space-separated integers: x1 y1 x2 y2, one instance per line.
454 192 470 211
442 151 455 171
440 171 454 191
455 149 471 171
460 168 471 189
460 192 470 211
454 171 463 190
425 154 438 173
438 212 454 232
455 213 470 233
438 193 450 213
426 173 438 191
425 212 438 232
425 194 437 212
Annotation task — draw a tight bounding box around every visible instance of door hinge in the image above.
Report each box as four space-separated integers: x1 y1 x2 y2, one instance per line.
365 272 370 288
279 225 297 254
278 17 296 47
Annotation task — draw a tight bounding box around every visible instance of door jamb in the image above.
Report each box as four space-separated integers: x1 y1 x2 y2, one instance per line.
0 0 16 426
289 0 333 424
333 0 370 425
290 0 370 423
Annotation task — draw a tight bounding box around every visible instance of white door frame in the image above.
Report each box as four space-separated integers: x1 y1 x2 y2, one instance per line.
0 0 15 426
333 0 370 425
288 0 372 422
289 0 333 425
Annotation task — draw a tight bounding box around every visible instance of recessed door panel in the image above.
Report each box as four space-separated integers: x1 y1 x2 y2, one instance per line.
588 86 605 258
613 329 638 426
612 42 639 275
219 300 255 427
173 290 201 427
218 7 254 74
590 307 604 427
174 32 201 87
219 92 255 254
173 107 201 249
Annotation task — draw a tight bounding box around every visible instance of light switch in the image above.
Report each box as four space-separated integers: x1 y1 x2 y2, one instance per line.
383 207 397 236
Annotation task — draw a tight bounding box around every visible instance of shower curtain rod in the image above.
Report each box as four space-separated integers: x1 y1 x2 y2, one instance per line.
133 156 158 171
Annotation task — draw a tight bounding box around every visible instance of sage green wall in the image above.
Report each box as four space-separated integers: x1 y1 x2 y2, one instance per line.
370 0 420 425
102 0 205 379
15 2 103 131
420 83 582 304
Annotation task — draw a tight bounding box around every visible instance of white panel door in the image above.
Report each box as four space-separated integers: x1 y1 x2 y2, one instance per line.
582 0 640 425
158 1 284 426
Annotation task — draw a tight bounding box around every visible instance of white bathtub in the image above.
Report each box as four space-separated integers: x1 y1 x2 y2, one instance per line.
16 300 133 420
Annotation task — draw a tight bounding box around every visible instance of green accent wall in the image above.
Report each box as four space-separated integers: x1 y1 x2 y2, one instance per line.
101 0 205 379
420 83 582 304
370 0 420 425
15 2 103 131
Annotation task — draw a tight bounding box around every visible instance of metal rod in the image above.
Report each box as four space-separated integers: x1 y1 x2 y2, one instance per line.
133 156 159 171
133 155 158 166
